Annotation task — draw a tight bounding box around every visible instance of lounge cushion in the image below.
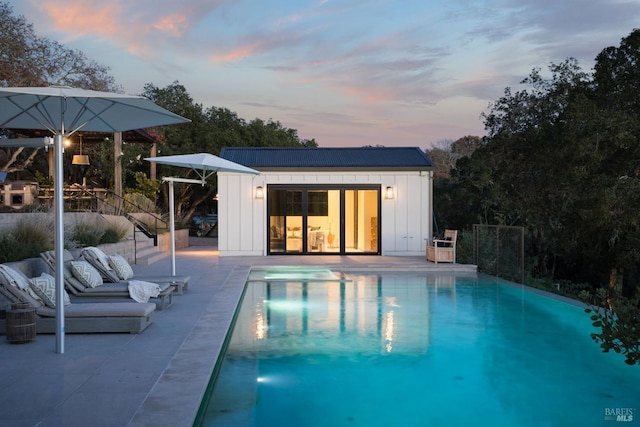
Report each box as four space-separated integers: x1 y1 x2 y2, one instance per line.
30 273 71 308
109 254 134 280
84 246 112 270
71 261 103 288
0 264 44 307
0 264 31 290
36 302 156 318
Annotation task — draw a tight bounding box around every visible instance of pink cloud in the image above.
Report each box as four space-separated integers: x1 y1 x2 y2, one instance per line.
343 86 390 104
40 1 122 39
211 42 264 63
39 0 197 58
152 13 189 37
211 28 307 63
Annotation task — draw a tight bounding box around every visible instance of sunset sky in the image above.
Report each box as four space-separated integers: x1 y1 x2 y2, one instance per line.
7 0 640 149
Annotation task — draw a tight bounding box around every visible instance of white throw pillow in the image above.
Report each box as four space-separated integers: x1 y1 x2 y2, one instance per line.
0 264 31 290
108 254 134 280
70 261 103 288
0 265 44 304
84 246 112 270
30 273 71 308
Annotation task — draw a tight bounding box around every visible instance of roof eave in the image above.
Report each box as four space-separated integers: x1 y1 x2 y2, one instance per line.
249 166 434 172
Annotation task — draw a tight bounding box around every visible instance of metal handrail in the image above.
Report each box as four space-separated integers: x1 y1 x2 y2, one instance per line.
39 185 167 246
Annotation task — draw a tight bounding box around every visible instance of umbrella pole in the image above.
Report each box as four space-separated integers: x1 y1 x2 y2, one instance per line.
168 180 176 276
54 133 65 354
161 176 203 276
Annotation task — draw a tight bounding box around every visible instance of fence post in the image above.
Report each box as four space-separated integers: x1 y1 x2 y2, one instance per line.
496 227 500 278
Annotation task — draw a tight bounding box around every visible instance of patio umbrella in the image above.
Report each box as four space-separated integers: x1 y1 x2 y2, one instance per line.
145 153 259 275
0 86 190 354
145 152 259 178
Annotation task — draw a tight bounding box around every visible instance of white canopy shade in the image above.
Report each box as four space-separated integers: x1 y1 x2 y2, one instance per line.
145 153 259 276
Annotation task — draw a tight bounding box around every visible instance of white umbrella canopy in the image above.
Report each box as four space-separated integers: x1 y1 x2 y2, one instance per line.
0 86 190 354
145 153 259 276
145 152 259 178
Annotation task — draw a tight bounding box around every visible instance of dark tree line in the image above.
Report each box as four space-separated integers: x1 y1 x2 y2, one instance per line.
430 30 640 295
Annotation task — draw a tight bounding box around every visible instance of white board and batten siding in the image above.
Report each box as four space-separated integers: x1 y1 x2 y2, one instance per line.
217 170 432 257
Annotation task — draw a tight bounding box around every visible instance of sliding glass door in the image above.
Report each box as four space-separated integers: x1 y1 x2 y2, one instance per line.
267 185 380 255
345 189 379 253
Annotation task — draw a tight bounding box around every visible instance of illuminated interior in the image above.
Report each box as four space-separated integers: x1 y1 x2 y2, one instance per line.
267 185 380 254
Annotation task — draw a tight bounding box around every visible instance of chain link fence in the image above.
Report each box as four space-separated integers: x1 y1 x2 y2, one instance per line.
473 224 524 283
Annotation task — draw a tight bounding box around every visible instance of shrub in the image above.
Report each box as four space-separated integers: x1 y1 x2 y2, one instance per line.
12 217 53 250
0 234 16 263
455 229 473 264
582 286 640 366
124 172 160 201
99 228 120 244
69 218 104 248
100 218 130 244
124 192 159 214
0 218 53 262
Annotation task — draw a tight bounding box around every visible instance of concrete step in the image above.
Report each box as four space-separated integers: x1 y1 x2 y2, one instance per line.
135 249 169 266
134 235 166 266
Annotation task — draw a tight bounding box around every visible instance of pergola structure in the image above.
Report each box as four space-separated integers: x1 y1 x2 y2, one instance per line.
2 128 162 200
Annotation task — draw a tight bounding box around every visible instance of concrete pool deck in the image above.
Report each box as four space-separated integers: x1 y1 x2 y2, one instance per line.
0 238 476 427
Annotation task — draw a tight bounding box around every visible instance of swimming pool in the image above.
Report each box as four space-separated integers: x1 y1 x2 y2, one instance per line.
197 271 640 426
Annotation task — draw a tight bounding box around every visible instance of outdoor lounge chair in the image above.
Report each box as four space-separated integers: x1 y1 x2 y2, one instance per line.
40 250 174 310
81 246 190 295
426 229 458 263
0 263 155 334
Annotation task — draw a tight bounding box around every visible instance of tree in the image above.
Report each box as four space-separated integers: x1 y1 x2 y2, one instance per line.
0 2 119 89
583 286 640 365
441 30 640 289
141 81 317 221
0 2 120 179
562 30 640 289
427 136 482 179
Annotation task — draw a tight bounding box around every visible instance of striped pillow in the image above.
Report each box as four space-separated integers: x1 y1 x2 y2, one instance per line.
30 273 71 308
70 261 103 288
108 255 134 280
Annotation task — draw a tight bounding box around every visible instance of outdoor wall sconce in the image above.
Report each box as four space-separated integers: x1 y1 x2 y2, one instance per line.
255 186 264 199
385 186 395 199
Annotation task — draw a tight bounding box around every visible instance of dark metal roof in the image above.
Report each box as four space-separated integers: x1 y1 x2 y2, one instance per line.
219 147 433 171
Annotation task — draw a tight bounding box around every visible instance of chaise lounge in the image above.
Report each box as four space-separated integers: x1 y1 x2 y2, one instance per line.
0 263 155 334
40 250 174 310
81 246 190 295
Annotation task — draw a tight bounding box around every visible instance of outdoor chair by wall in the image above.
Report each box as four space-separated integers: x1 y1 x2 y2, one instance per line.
40 250 174 310
0 264 155 334
81 246 190 295
426 229 458 263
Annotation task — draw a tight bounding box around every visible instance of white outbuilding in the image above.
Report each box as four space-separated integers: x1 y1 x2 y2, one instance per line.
217 147 434 257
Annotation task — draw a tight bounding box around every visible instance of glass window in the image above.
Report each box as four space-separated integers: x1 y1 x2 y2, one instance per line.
267 186 379 255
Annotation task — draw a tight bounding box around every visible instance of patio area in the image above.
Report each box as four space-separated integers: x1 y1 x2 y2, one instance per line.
0 237 475 427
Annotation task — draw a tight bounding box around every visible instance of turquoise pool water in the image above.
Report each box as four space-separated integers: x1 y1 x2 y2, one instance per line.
199 271 640 426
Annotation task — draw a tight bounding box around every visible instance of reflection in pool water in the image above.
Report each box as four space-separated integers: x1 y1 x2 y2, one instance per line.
198 270 640 427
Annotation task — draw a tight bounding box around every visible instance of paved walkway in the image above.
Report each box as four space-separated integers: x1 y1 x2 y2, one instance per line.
0 238 475 427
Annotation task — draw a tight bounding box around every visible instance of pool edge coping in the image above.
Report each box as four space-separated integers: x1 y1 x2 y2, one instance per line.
128 265 251 427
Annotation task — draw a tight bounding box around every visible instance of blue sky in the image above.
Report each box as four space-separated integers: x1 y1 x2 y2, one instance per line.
8 0 640 148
